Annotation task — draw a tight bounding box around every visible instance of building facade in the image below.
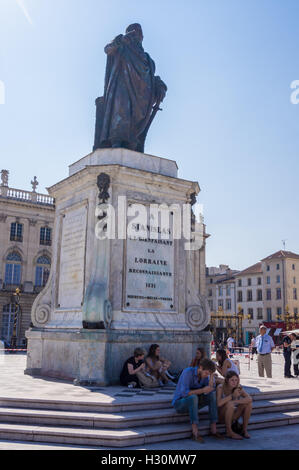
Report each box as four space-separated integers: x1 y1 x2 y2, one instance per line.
234 262 264 344
261 251 299 331
207 250 299 345
0 170 55 347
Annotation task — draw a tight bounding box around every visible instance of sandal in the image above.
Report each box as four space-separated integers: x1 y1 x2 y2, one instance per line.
191 433 205 443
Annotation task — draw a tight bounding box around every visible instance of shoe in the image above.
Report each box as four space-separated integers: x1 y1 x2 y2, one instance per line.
166 380 177 387
191 433 204 443
165 371 175 380
285 375 295 378
127 382 137 388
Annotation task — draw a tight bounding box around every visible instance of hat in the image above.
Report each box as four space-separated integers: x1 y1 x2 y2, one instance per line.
259 325 267 330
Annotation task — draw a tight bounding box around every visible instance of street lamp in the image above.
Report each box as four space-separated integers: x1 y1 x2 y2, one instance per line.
10 288 22 349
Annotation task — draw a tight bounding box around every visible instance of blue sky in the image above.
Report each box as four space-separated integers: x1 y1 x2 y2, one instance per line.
0 0 299 270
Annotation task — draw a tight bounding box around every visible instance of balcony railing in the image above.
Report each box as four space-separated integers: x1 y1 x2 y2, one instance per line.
0 186 54 206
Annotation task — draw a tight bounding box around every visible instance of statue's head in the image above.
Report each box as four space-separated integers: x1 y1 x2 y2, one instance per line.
126 23 143 43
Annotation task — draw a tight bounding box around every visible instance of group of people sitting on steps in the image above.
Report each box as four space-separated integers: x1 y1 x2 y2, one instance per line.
120 345 252 442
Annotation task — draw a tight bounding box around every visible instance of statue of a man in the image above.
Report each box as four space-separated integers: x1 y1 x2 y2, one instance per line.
94 24 167 153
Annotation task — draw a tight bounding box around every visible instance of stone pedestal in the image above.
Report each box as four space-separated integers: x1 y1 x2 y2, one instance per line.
25 148 211 384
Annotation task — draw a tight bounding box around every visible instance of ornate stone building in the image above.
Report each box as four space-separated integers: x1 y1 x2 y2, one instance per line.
0 170 55 347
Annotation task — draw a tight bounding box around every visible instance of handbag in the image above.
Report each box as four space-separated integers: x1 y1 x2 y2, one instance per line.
231 419 243 435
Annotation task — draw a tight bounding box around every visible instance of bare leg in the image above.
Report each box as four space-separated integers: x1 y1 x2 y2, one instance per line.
224 403 243 440
242 402 252 438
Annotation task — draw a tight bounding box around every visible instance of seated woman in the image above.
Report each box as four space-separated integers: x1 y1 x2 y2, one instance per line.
190 347 206 367
216 370 252 439
120 348 145 388
216 349 240 378
145 344 176 386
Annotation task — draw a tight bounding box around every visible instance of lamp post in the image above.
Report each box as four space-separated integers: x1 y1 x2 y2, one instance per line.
237 305 244 343
10 288 22 349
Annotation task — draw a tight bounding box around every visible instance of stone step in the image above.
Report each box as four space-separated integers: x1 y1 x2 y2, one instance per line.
0 388 298 414
0 411 298 447
0 397 299 429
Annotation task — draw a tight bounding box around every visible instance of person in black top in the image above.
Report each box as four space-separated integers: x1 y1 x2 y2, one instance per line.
283 334 295 378
120 348 145 388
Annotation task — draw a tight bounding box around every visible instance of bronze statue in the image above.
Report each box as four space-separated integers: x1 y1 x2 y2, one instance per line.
93 24 167 153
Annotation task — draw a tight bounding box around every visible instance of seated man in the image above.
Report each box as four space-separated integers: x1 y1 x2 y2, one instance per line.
120 348 145 388
172 358 223 443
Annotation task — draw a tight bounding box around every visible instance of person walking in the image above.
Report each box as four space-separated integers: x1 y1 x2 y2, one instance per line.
256 325 275 378
227 336 235 354
250 336 257 360
283 333 295 378
290 334 299 377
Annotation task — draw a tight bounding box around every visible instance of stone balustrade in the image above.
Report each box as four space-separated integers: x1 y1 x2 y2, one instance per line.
0 186 54 206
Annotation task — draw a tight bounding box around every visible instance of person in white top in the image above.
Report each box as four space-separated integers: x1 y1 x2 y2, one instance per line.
227 336 235 353
250 337 257 360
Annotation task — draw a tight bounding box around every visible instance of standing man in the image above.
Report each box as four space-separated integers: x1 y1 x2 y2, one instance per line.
227 336 235 354
282 333 295 378
172 358 223 443
256 325 275 378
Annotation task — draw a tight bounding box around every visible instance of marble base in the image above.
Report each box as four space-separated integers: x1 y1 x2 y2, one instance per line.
25 328 211 385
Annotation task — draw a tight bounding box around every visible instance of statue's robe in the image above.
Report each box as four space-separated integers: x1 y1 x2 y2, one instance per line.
98 36 157 152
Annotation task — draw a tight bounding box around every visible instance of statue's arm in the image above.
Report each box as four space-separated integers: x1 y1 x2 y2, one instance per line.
104 34 124 55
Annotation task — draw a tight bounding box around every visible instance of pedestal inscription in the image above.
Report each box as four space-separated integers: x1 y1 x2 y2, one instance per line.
58 204 87 309
124 224 175 311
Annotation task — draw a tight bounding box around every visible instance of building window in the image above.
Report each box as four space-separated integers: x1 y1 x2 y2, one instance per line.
294 277 296 284
35 256 51 287
226 286 231 296
276 275 280 283
237 291 243 302
248 308 254 319
277 307 282 317
295 308 298 318
40 227 52 246
10 222 23 242
294 288 297 300
218 300 224 308
208 289 212 297
257 290 263 301
5 252 22 285
218 287 223 296
238 279 242 287
267 308 272 321
292 264 295 270
258 277 262 285
210 278 213 284
276 288 282 300
1 304 17 344
247 290 253 302
267 276 271 284
266 289 271 300
267 265 270 271
248 278 252 286
226 299 232 310
277 264 280 270
257 308 263 319
208 300 213 310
